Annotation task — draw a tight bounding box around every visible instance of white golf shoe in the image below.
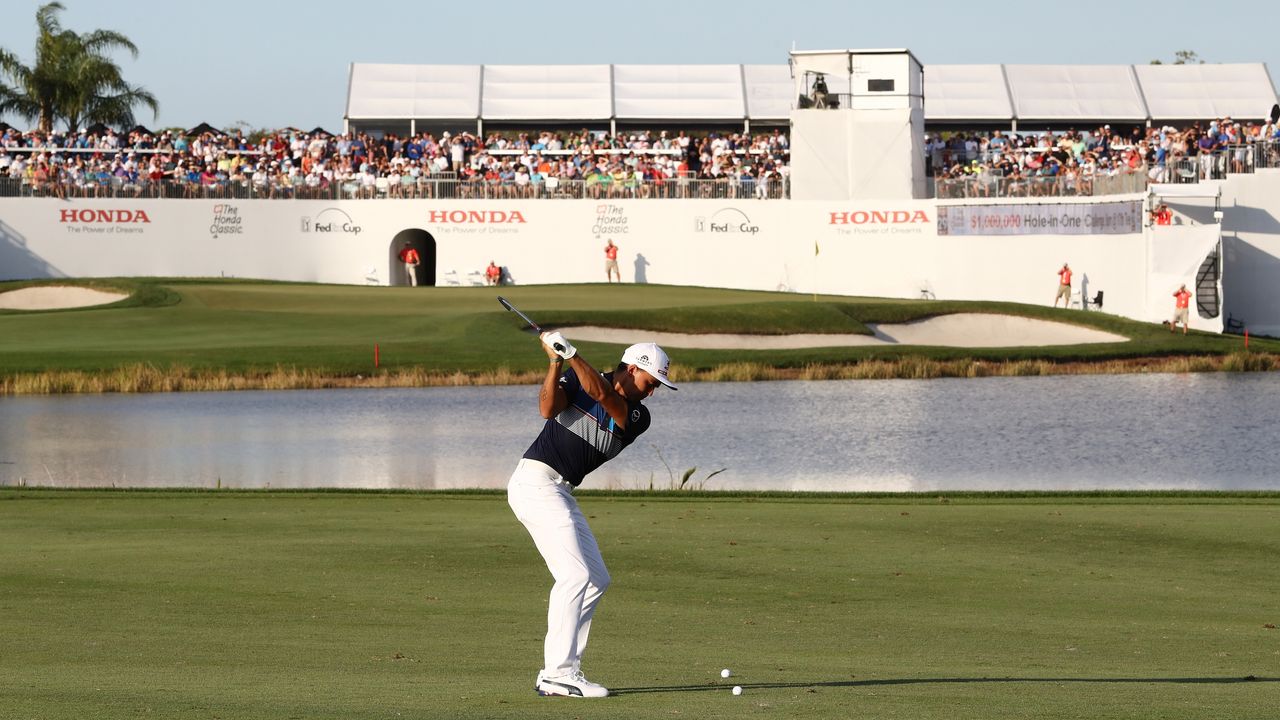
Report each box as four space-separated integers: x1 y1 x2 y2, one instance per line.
535 670 609 698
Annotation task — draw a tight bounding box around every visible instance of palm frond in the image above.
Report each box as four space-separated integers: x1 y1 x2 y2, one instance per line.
79 30 140 59
3 3 155 132
35 2 66 36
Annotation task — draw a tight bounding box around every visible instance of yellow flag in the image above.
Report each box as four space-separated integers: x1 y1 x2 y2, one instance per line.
814 240 820 256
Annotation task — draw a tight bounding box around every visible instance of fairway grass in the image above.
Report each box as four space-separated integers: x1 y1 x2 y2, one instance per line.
1 279 1276 393
2 490 1276 719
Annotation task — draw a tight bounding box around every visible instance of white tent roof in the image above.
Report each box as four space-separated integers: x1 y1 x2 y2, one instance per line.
346 64 481 120
345 62 1278 125
613 64 745 119
1133 64 1278 121
923 64 1011 120
744 64 797 119
1004 65 1148 121
481 65 612 120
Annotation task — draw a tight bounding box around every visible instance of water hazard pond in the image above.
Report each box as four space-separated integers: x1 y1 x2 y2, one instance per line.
2 373 1277 492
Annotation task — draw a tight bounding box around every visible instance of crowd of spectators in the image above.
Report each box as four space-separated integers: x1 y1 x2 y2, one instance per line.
0 124 791 200
5 117 1278 201
929 119 1280 198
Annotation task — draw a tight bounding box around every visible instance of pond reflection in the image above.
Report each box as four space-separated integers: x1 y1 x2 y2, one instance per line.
2 373 1277 491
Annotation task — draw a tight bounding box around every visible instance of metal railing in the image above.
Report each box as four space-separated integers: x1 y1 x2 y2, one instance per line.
1148 142 1280 183
933 140 1280 186
0 174 791 201
933 170 1148 199
0 145 260 157
934 141 1280 196
796 92 853 110
5 141 1275 200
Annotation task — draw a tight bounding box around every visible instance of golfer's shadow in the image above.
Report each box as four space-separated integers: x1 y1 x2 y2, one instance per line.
612 675 1275 695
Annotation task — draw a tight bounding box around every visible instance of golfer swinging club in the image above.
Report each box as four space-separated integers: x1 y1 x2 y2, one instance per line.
508 330 677 698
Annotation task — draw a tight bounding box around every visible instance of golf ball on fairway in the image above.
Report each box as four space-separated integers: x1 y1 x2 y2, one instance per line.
721 668 732 678
732 686 743 696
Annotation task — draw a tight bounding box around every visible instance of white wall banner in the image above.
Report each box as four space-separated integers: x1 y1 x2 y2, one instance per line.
937 201 1142 236
0 194 1165 327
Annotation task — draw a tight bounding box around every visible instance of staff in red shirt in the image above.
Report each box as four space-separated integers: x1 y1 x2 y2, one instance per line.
485 260 502 286
398 242 421 287
1171 284 1192 334
1053 263 1072 307
604 239 620 283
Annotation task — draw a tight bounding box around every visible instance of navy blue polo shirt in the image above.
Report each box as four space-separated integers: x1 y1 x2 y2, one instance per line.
523 368 650 487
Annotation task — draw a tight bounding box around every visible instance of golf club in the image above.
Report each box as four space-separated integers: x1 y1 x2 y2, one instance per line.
497 296 565 352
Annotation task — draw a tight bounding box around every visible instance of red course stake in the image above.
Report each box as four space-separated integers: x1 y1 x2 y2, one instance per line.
375 343 380 368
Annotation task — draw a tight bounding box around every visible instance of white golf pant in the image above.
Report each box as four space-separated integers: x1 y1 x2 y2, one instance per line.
508 458 610 677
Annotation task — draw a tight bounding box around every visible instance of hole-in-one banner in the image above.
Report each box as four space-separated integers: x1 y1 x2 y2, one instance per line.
937 201 1142 236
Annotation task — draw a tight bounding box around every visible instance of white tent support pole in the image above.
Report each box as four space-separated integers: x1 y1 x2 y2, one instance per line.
1265 63 1280 110
477 65 486 133
609 64 617 134
1129 64 1152 127
343 63 355 127
999 64 1016 132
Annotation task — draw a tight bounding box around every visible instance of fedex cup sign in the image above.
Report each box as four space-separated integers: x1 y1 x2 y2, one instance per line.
695 208 760 235
301 208 362 235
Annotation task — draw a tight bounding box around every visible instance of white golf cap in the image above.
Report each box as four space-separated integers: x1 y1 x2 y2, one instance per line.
621 342 678 390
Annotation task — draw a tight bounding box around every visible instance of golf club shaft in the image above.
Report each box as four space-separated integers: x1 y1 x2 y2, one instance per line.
497 296 565 352
507 305 542 333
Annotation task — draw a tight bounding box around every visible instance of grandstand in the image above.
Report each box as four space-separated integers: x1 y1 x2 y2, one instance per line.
343 60 1278 134
344 63 793 138
3 48 1280 336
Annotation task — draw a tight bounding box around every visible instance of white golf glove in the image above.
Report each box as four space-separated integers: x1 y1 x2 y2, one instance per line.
541 331 577 360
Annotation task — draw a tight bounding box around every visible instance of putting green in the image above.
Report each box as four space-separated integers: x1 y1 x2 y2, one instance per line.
0 279 1274 389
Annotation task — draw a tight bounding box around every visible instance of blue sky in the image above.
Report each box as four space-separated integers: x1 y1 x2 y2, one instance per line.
2 0 1276 131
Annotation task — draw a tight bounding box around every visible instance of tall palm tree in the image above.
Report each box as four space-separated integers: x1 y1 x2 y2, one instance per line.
0 2 158 133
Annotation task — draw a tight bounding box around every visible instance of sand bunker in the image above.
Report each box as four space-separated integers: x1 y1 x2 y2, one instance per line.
564 314 1127 349
0 286 129 311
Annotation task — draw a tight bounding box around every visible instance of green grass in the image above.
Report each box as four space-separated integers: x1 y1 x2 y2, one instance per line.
1 279 1275 384
1 490 1276 719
